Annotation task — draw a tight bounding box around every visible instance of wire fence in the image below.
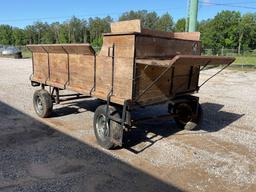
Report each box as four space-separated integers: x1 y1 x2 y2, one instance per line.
202 48 256 70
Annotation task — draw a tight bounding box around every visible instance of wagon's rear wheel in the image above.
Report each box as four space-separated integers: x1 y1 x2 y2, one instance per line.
33 89 53 118
173 102 202 130
93 105 122 149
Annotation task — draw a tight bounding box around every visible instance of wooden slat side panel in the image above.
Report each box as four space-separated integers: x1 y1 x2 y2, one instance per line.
135 64 173 104
95 56 112 95
48 53 68 85
68 54 95 92
113 57 133 99
136 36 201 59
135 64 201 106
32 52 49 82
95 56 133 102
99 35 135 58
168 65 200 95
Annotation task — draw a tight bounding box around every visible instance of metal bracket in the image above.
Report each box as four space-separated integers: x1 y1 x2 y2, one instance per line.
105 44 115 124
90 55 97 95
199 61 233 89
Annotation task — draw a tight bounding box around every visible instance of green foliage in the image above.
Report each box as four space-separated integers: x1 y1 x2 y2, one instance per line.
119 11 174 31
175 18 186 32
91 36 103 50
12 28 25 45
156 13 174 32
199 10 256 54
0 10 256 55
88 16 112 43
0 25 13 45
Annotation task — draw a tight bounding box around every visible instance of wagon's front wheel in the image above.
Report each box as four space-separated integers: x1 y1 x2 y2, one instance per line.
93 105 122 149
33 89 53 118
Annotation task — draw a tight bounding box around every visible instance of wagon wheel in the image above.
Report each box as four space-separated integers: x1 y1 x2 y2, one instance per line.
173 102 202 130
93 105 122 149
33 89 53 118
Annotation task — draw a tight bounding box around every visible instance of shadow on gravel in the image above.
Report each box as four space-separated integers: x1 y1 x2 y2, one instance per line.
122 102 244 153
49 98 244 154
200 102 244 132
0 101 181 192
50 96 99 117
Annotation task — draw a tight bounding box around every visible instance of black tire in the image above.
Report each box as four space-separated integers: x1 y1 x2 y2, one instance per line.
14 52 22 59
93 105 122 149
33 89 53 118
173 103 202 130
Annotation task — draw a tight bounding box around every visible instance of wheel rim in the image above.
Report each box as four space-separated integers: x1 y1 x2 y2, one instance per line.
176 103 193 124
96 114 110 140
35 96 43 114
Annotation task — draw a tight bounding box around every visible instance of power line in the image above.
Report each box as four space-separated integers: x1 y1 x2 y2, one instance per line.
199 1 256 9
0 7 186 23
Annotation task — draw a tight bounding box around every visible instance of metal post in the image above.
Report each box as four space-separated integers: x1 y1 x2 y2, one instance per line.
188 0 199 32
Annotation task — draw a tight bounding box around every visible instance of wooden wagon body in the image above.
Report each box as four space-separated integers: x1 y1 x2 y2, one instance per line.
27 20 235 149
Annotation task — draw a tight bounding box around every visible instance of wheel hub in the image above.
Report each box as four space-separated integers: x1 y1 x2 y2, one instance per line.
36 96 43 114
96 114 109 140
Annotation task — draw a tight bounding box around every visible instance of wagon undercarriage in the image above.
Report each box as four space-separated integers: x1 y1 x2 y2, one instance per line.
27 19 235 149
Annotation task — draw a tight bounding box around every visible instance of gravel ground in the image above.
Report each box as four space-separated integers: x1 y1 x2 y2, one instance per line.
0 58 255 192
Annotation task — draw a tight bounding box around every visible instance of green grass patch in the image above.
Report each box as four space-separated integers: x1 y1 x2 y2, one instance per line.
233 56 256 65
22 50 32 58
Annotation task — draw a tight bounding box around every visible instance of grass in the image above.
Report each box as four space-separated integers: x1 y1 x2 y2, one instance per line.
233 56 256 65
22 50 32 58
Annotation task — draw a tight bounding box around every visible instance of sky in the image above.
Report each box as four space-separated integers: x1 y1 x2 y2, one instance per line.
0 0 255 28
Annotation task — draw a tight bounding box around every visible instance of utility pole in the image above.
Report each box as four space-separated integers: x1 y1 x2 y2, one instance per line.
187 0 199 32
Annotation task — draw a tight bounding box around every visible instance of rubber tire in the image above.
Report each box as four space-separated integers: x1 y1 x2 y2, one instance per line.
93 105 121 149
33 89 53 118
174 103 202 130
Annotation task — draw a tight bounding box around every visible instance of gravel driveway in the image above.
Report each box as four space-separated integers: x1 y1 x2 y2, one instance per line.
0 58 255 192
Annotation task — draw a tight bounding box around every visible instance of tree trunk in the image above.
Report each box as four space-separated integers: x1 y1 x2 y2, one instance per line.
238 32 244 55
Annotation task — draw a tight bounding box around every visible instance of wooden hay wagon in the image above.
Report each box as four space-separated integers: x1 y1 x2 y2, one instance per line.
27 20 235 149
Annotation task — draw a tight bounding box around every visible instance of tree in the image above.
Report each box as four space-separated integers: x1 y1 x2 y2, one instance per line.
156 13 174 32
198 11 243 54
12 28 25 45
58 23 69 43
213 11 241 50
144 12 159 29
238 13 256 53
66 17 87 43
175 18 186 32
0 10 256 53
198 19 216 52
24 25 37 44
0 25 13 45
88 16 112 47
119 10 148 24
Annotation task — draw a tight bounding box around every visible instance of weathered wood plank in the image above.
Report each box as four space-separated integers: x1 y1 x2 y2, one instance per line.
111 20 141 33
67 54 95 92
142 29 201 41
32 52 49 83
136 36 201 59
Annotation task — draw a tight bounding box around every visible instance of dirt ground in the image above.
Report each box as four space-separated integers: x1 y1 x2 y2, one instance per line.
0 58 255 192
